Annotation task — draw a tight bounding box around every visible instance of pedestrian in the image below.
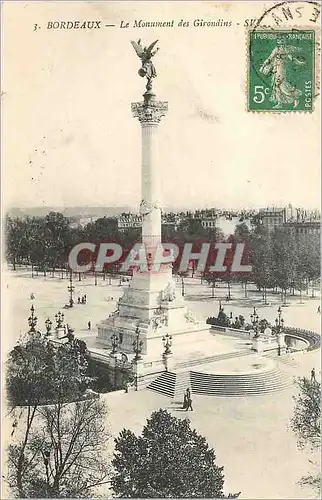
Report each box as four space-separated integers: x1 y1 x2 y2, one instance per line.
185 395 193 411
317 306 320 314
182 393 188 410
88 320 91 330
84 294 87 304
77 297 81 304
30 293 35 300
81 296 85 304
311 367 316 382
184 388 193 411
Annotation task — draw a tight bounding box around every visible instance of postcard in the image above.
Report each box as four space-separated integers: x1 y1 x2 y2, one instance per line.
2 1 321 499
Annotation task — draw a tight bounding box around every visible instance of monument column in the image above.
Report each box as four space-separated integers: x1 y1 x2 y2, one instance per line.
131 94 168 255
97 40 210 361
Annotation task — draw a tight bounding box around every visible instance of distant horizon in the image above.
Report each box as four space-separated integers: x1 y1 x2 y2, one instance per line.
6 201 321 216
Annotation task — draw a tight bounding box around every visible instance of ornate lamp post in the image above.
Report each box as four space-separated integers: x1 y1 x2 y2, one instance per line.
45 318 52 336
111 333 119 355
211 278 217 298
67 273 75 307
181 277 185 297
275 306 285 356
162 332 173 355
28 304 38 333
275 306 284 333
133 327 143 361
250 306 259 337
55 311 64 329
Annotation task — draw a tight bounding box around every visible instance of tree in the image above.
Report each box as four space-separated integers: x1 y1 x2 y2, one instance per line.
84 216 119 244
234 223 250 243
6 331 91 407
204 274 218 298
27 217 51 275
300 235 320 297
234 224 251 297
5 212 78 275
290 377 321 451
5 216 30 269
272 229 298 302
290 377 321 497
8 399 110 498
112 409 240 498
44 212 71 275
249 229 275 304
6 326 103 498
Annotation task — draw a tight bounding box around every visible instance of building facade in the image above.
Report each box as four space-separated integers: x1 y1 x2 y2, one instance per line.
259 207 286 233
283 220 320 240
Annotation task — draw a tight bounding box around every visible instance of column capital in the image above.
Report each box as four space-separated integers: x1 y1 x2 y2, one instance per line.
131 100 168 125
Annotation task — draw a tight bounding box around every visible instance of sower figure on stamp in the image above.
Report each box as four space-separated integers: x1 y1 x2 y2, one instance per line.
260 44 306 109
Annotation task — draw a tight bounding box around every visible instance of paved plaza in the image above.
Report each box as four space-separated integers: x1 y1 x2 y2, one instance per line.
3 268 320 353
2 268 321 499
103 387 318 499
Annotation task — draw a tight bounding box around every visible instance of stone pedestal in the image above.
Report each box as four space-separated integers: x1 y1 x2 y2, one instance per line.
163 352 174 372
252 336 264 354
277 332 287 355
133 359 145 390
56 327 66 340
96 276 210 361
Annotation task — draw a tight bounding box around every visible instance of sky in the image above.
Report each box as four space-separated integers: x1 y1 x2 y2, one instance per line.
2 1 321 211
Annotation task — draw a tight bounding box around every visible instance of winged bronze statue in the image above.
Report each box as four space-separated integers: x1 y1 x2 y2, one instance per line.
131 39 159 90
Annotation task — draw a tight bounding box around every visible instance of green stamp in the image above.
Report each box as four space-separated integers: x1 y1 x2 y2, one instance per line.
248 30 315 112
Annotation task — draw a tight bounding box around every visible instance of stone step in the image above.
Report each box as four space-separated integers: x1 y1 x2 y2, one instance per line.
190 371 290 384
190 379 290 389
147 366 293 398
147 372 176 398
266 352 299 368
173 371 191 402
175 350 251 369
190 369 292 397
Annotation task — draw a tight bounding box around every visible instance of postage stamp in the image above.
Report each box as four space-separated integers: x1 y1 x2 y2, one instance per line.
248 29 316 112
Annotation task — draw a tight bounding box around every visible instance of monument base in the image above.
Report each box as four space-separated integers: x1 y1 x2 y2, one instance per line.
96 266 212 366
